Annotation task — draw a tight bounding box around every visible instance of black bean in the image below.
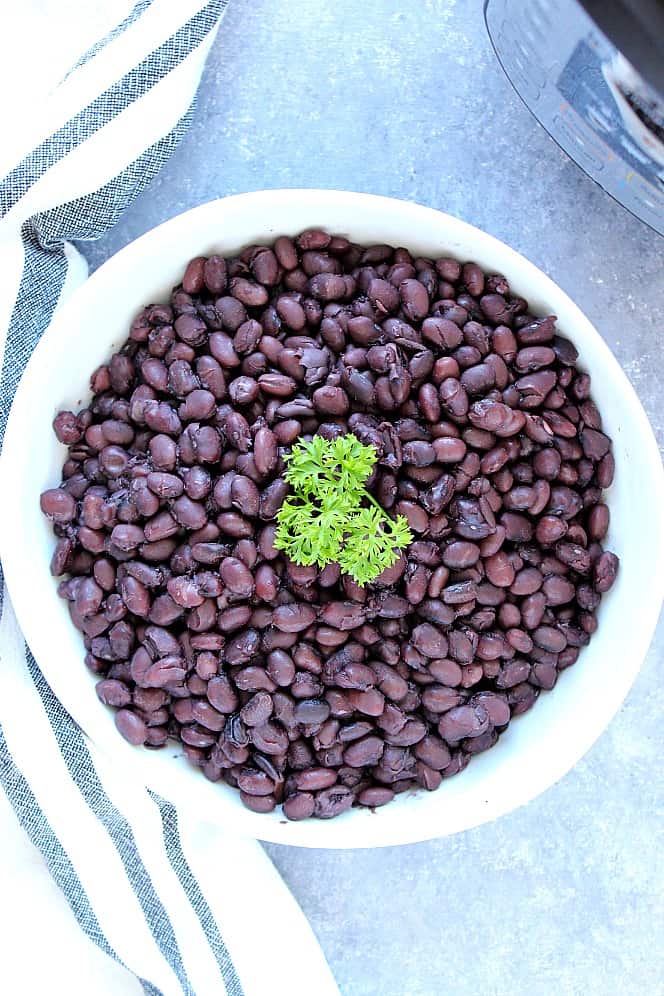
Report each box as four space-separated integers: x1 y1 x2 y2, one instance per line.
240 692 274 727
533 626 567 653
588 503 610 541
110 524 145 551
53 410 83 444
204 676 237 714
143 401 181 436
597 451 615 488
442 541 480 569
438 704 489 744
146 472 184 498
593 551 619 593
180 256 204 294
237 768 275 796
484 551 515 587
357 787 394 808
143 656 187 688
343 735 385 767
313 785 353 819
311 384 349 415
115 709 147 745
199 254 227 294
239 792 276 813
294 699 331 725
462 262 484 296
291 768 335 792
251 722 289 755
308 273 348 301
319 601 366 631
96 678 132 707
253 427 278 475
272 236 297 269
555 541 591 574
283 792 315 820
231 475 260 517
40 488 76 523
276 295 306 331
273 603 317 632
400 279 429 321
411 623 448 658
402 440 436 466
421 474 455 515
220 557 255 596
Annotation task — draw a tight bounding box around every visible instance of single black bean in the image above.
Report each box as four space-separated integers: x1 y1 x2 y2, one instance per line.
115 709 147 745
593 551 619 593
273 603 317 633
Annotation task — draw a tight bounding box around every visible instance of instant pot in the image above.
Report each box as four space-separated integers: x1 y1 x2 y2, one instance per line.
485 0 664 235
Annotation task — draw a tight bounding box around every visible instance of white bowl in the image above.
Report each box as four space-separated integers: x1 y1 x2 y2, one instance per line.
2 190 663 848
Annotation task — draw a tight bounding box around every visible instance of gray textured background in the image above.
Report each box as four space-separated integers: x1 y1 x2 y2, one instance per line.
83 2 664 994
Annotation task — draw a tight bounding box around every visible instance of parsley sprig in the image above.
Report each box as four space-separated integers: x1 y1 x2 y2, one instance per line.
274 434 412 585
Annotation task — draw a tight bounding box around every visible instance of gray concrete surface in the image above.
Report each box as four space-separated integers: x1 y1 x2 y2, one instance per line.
82 2 664 994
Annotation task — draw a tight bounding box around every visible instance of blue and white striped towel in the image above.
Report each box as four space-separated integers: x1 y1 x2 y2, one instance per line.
0 3 339 994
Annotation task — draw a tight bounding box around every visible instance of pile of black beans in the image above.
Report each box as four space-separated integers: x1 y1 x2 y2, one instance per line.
40 230 619 820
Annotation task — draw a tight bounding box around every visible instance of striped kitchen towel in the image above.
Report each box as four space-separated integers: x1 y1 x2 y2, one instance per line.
0 3 339 995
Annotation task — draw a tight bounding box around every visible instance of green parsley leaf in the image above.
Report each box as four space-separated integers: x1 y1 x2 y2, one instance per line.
283 433 375 500
274 433 412 584
274 492 348 568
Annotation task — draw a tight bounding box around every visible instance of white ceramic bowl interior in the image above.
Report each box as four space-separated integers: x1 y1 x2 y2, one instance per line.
2 190 663 848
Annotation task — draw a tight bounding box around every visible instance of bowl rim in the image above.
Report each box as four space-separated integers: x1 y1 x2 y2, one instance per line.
1 188 663 848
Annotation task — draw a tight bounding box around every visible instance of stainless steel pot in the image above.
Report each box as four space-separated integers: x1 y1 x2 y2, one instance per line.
485 0 664 234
